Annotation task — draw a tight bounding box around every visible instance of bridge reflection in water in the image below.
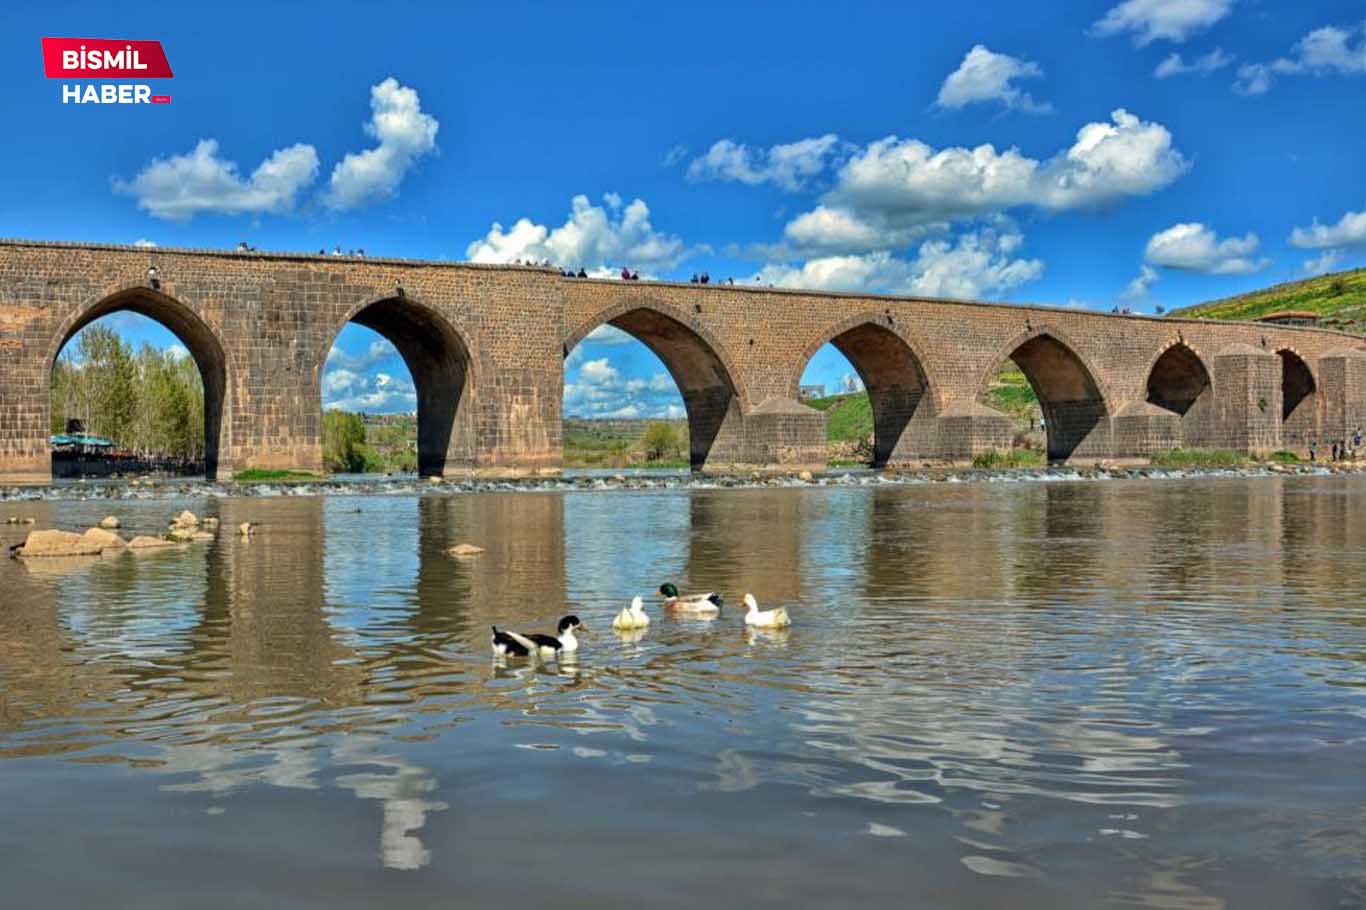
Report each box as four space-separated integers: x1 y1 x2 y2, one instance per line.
0 479 1364 904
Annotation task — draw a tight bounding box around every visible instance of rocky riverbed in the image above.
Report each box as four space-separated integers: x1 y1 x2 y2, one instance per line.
3 461 1361 503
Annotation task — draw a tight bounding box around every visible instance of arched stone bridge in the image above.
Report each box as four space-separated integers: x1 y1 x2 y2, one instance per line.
1 240 1364 483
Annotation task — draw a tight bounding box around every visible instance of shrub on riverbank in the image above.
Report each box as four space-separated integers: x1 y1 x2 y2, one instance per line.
232 469 325 482
1149 449 1249 468
972 449 1047 469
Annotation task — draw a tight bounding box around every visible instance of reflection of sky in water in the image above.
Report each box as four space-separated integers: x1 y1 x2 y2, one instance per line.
1 479 1365 905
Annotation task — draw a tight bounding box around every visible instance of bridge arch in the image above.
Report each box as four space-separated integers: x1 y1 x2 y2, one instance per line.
977 326 1111 461
789 313 940 466
563 296 746 469
323 293 478 476
1277 347 1318 448
47 285 231 480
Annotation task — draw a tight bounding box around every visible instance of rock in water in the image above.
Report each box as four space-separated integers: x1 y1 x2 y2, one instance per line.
99 516 121 529
127 536 177 550
447 543 485 557
169 510 199 530
17 529 108 558
82 527 126 551
798 470 814 482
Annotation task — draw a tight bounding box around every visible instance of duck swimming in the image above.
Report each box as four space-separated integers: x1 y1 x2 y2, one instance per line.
612 596 650 631
491 615 583 658
742 594 791 629
658 583 723 615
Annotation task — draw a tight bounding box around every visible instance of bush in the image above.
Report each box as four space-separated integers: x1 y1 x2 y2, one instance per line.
641 421 682 461
972 449 1046 469
1149 448 1248 468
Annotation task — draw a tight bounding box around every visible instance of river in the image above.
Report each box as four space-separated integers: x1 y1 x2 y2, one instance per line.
1 476 1363 907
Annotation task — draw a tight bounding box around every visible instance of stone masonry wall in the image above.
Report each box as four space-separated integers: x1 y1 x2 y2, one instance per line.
2 240 1365 482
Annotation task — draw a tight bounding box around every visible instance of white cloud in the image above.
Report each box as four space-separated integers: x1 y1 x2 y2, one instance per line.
466 193 688 271
935 45 1051 113
326 339 399 372
1144 222 1269 274
166 344 189 361
1154 47 1234 77
662 145 688 167
686 135 843 191
323 365 416 413
801 109 1186 245
1236 23 1366 94
1304 250 1342 275
1288 208 1366 249
133 238 157 248
563 356 683 419
1121 263 1160 299
324 78 439 210
113 139 319 221
1233 62 1274 94
759 225 1043 300
1091 0 1234 46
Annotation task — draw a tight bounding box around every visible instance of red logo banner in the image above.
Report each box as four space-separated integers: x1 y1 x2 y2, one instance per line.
42 37 173 79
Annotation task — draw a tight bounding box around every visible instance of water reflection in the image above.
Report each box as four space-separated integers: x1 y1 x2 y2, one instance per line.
0 478 1364 905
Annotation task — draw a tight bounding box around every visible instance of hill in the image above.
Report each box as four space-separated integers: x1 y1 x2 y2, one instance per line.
1170 267 1366 332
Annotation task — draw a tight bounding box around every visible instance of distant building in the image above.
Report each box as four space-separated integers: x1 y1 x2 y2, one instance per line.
1255 311 1320 327
799 384 825 401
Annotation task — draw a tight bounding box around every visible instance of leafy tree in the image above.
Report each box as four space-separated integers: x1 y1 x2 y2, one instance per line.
642 421 682 461
322 410 369 472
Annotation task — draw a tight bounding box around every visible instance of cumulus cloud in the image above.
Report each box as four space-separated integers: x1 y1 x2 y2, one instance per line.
759 225 1044 300
563 357 684 419
686 135 844 191
1304 250 1343 275
662 145 689 167
326 339 399 373
1288 208 1366 249
584 325 635 345
1154 47 1234 77
323 369 416 413
133 238 157 248
1091 0 1234 46
1120 264 1160 299
113 139 320 221
466 193 688 271
166 344 190 361
784 109 1187 254
1144 222 1269 274
935 45 1051 113
1236 22 1366 94
324 78 439 210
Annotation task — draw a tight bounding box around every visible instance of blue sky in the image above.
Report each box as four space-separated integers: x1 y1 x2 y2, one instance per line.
8 1 1366 416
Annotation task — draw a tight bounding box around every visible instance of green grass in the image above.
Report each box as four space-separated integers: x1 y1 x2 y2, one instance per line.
982 367 1039 418
562 419 690 468
802 392 873 442
1170 267 1366 332
232 469 326 482
1266 450 1301 464
971 448 1047 469
1148 449 1250 469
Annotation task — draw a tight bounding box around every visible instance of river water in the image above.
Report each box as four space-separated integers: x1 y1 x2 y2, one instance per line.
1 477 1363 908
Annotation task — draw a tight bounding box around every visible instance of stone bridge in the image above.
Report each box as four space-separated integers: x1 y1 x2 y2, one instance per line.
1 240 1364 483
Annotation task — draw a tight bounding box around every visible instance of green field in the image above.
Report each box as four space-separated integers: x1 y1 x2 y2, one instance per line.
803 392 873 442
1171 267 1366 331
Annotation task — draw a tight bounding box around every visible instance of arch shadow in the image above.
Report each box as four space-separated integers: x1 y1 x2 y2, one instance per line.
326 294 477 477
564 297 744 469
1144 341 1215 448
48 286 230 480
1277 348 1318 448
977 327 1111 462
790 313 939 466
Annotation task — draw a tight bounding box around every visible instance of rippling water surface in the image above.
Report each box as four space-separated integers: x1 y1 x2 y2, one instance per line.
2 477 1364 908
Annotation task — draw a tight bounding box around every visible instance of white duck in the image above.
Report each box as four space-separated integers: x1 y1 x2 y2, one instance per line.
612 596 651 631
742 594 791 629
658 582 723 616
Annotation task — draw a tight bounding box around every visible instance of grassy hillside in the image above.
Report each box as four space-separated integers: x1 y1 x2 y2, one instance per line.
983 367 1039 419
804 392 873 442
1171 267 1366 331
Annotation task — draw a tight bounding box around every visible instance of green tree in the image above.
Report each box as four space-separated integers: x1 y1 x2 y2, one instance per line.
642 421 682 461
322 410 369 472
